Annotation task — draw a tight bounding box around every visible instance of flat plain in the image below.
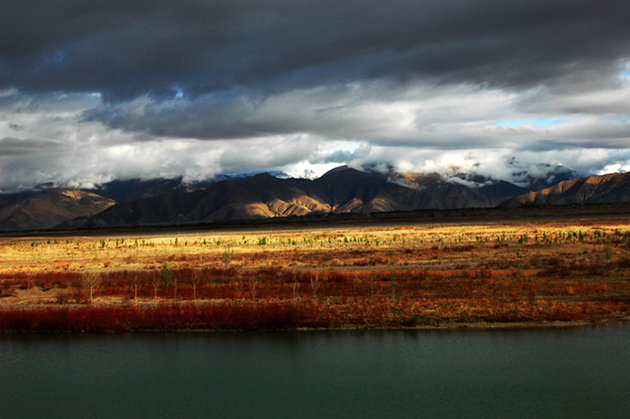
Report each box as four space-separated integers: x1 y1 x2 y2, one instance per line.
1 210 630 331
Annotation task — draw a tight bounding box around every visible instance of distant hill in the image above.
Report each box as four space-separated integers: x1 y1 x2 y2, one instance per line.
59 167 500 230
7 166 627 233
0 190 116 232
498 172 630 207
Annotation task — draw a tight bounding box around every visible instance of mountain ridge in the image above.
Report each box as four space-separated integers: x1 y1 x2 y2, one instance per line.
2 166 628 233
499 172 630 207
56 167 497 231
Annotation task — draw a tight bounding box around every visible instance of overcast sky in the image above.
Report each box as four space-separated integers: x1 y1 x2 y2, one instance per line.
1 0 630 192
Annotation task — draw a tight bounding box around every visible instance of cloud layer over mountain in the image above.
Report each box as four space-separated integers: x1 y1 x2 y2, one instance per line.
1 1 630 192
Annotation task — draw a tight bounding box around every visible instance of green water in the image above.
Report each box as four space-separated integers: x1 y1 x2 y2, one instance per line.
1 323 629 418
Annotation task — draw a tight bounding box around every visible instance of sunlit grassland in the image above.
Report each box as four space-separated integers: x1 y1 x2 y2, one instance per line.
1 217 630 331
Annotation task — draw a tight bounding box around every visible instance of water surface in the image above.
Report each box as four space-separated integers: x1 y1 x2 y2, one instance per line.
2 323 629 418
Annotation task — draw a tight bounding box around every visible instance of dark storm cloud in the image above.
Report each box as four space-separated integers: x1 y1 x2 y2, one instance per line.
80 91 263 139
0 137 64 156
2 0 630 101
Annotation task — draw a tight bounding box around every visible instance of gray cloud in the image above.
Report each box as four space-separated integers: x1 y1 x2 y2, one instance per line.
0 137 65 156
2 1 630 100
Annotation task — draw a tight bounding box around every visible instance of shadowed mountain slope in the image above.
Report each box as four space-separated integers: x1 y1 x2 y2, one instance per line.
94 178 194 203
0 190 116 232
59 167 497 230
93 172 289 203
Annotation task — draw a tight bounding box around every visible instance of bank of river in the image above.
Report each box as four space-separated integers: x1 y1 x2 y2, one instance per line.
2 321 629 418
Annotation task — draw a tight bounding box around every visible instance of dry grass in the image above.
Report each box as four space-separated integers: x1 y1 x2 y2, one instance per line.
1 217 630 331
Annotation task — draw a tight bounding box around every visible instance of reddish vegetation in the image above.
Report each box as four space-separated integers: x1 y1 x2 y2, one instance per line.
1 264 630 332
2 220 630 331
0 303 307 332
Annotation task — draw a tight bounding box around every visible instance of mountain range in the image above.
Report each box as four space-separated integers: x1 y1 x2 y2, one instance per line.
0 166 628 233
499 171 630 207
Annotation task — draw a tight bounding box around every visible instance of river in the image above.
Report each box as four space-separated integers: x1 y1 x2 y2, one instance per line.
2 322 629 418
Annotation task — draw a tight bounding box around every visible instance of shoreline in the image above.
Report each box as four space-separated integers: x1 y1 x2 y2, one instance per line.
2 319 627 333
1 302 628 333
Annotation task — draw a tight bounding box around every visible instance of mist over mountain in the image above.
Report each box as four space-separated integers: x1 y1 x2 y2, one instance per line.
2 164 629 233
368 163 578 205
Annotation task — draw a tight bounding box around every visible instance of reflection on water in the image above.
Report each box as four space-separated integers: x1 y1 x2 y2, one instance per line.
2 323 630 418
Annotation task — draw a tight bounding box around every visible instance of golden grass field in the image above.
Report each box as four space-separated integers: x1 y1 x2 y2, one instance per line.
1 215 630 331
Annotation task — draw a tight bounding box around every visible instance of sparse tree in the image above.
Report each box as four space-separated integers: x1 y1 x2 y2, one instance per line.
248 274 260 300
131 273 142 305
291 274 300 302
82 271 102 303
369 272 376 302
310 273 320 300
172 271 179 301
189 268 203 302
151 274 161 299
223 244 234 269
160 262 173 298
233 276 243 300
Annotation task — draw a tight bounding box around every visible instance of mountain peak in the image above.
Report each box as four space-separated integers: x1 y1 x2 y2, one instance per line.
253 172 276 180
